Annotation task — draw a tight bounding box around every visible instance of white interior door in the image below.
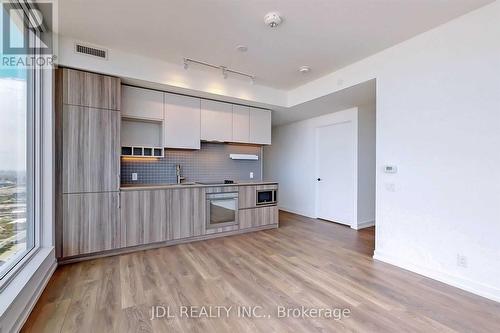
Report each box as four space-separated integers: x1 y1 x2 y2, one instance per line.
316 121 355 226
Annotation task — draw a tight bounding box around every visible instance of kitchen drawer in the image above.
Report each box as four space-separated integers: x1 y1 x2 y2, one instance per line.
239 206 279 230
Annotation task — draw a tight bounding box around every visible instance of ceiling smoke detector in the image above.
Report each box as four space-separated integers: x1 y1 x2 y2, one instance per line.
264 12 282 28
298 66 311 73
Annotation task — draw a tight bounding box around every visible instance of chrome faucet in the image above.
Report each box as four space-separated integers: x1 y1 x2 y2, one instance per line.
175 164 185 184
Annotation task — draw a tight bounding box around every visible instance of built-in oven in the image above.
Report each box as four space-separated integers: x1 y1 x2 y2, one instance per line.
206 192 239 229
256 189 277 206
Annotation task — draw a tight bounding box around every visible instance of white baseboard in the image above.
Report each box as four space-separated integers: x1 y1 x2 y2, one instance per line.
351 220 375 230
373 250 500 303
278 206 316 219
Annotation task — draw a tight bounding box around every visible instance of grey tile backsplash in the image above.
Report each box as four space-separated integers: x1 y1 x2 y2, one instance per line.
121 143 262 184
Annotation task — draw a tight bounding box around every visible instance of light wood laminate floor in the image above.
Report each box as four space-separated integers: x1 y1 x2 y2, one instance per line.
23 211 500 332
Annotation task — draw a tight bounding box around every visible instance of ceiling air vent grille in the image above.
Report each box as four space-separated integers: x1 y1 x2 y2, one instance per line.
75 43 108 59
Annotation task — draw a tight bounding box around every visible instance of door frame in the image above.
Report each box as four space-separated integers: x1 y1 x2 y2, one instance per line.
314 116 358 228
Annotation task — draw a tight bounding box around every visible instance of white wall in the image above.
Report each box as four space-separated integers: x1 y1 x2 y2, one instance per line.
265 109 359 217
356 104 376 228
284 1 500 301
264 107 376 230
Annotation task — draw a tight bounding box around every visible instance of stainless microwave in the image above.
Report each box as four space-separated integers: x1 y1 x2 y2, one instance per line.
256 189 277 206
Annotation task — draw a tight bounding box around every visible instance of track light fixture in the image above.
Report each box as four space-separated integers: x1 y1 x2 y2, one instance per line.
182 58 255 83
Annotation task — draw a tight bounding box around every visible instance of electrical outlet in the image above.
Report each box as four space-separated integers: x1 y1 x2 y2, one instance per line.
250 172 254 179
456 254 467 268
132 173 138 181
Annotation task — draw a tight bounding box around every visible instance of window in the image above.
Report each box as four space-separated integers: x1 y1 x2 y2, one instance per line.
0 4 38 281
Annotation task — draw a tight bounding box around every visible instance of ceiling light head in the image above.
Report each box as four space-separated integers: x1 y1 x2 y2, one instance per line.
236 45 248 52
221 67 228 79
298 66 311 74
183 58 189 70
264 12 282 28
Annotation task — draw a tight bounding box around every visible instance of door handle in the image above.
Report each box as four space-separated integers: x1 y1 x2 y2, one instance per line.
317 178 321 181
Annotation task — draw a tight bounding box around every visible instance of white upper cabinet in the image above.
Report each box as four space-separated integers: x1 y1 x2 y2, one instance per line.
232 105 250 143
164 93 201 149
201 100 233 142
122 85 271 146
121 86 163 120
249 108 272 145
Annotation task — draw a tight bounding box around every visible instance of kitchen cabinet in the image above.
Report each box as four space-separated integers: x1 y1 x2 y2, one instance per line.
164 93 201 149
168 187 206 239
61 182 278 263
121 85 164 120
239 206 279 230
249 108 272 145
62 105 120 193
120 187 206 245
62 192 120 257
232 105 250 143
119 84 271 146
201 100 233 142
120 190 168 247
61 68 121 110
55 68 121 260
238 184 278 209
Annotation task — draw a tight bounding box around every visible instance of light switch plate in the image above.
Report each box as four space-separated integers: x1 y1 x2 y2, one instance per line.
132 173 138 181
250 172 254 179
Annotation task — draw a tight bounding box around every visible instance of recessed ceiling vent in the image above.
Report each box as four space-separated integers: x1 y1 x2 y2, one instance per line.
74 43 108 60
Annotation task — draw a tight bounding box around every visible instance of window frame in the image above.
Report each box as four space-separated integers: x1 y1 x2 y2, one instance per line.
0 5 43 289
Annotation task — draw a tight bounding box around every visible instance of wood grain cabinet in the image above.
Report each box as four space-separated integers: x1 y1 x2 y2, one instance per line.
238 184 279 230
201 99 233 142
62 192 120 257
120 190 168 247
120 187 206 246
56 68 121 259
62 68 121 110
62 105 120 193
168 187 206 239
239 206 279 230
239 184 278 209
164 93 201 149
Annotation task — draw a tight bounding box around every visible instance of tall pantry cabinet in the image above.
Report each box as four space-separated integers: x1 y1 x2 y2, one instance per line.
55 68 121 259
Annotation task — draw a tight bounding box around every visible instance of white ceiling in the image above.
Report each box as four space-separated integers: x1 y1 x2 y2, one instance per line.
272 79 376 126
58 0 493 90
